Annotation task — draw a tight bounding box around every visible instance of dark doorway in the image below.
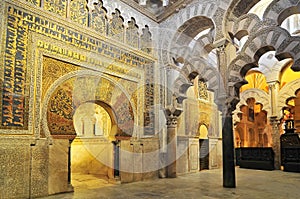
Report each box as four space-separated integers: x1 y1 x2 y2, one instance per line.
113 141 120 178
199 139 209 170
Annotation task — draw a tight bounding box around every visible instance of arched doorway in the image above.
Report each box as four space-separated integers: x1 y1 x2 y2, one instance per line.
199 124 209 170
71 102 117 188
44 72 135 192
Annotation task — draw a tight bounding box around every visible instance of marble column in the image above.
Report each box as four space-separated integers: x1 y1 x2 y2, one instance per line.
270 116 281 170
268 81 281 169
268 81 279 117
216 40 236 188
166 115 178 178
164 95 182 178
222 110 236 188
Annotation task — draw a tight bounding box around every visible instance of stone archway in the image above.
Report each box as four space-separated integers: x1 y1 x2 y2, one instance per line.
70 101 117 189
42 71 136 193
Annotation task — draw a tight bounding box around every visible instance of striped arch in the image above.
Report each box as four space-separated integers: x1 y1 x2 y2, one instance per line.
229 13 276 40
159 0 228 66
227 54 253 88
227 26 298 89
263 0 300 24
170 33 215 65
171 16 215 46
236 88 271 114
278 78 300 116
173 60 221 102
231 13 262 35
243 26 300 71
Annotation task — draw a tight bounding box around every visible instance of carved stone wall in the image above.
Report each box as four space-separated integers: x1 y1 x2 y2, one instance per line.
0 140 31 198
0 0 158 198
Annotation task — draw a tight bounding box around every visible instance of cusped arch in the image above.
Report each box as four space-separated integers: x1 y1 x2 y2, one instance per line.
103 0 156 34
247 26 300 70
227 26 299 90
278 78 300 116
236 88 271 114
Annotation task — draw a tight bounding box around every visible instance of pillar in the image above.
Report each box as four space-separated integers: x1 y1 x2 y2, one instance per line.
166 116 178 178
294 90 300 134
222 110 236 188
164 95 182 178
268 81 279 117
216 40 236 188
270 116 281 169
268 81 281 169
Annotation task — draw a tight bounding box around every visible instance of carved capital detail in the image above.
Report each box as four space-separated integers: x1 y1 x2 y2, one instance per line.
269 116 280 130
268 81 279 90
166 116 178 127
164 94 182 127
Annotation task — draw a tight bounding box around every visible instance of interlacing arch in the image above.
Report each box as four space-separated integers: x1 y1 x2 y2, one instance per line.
229 13 276 44
227 0 300 99
159 0 227 66
162 2 227 104
236 88 271 114
227 26 298 92
278 78 300 117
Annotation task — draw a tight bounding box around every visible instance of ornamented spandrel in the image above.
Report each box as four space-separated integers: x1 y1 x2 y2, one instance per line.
25 0 40 6
42 57 79 101
49 89 73 120
108 9 124 41
90 0 107 35
43 0 67 17
47 81 76 134
69 0 88 26
140 25 152 54
96 78 114 103
126 18 139 49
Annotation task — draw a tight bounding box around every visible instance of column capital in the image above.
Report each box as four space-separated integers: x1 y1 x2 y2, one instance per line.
268 81 280 117
213 38 231 51
166 116 178 127
267 81 280 89
269 116 280 129
164 94 183 125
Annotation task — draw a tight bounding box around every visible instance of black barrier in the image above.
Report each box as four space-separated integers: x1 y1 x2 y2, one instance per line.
280 133 300 172
236 147 274 170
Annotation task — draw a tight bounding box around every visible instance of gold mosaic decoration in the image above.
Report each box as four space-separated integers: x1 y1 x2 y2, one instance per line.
25 0 40 6
43 0 67 17
42 56 79 101
70 0 88 26
1 3 155 136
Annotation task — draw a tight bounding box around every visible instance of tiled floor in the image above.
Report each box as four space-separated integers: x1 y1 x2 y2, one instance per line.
40 168 300 199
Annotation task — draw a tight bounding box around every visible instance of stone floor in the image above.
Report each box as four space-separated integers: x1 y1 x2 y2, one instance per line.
40 168 300 199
